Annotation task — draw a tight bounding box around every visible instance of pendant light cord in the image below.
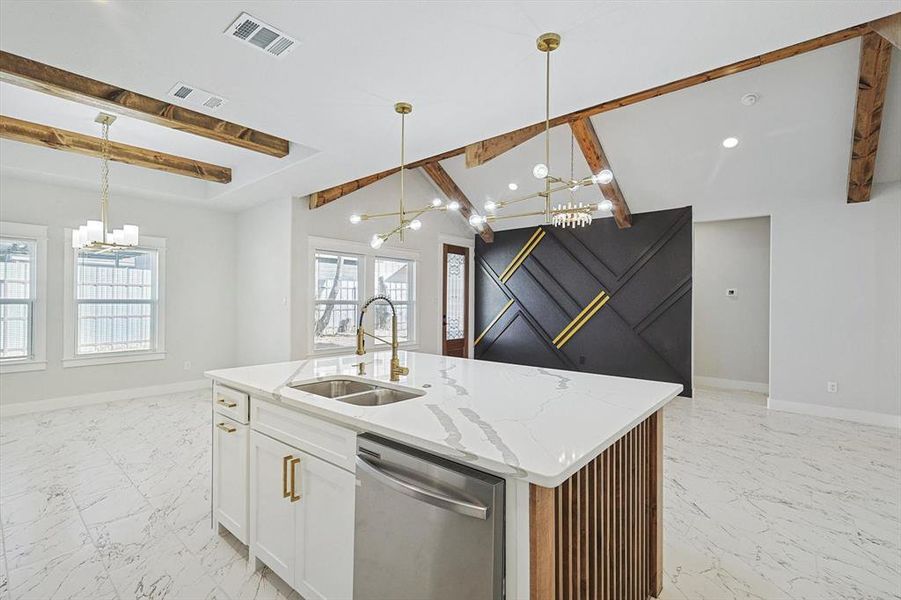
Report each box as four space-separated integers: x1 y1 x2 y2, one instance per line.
400 110 405 242
544 46 551 222
100 119 110 242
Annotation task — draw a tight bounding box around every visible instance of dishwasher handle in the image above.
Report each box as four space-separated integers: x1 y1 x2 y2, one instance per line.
355 455 489 520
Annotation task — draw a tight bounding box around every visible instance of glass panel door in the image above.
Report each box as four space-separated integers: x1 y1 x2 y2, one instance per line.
442 244 469 357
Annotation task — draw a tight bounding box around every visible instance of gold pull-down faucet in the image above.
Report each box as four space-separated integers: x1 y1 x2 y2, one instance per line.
356 295 409 382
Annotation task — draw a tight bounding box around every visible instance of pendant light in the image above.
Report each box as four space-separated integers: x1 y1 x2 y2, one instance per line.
348 102 461 248
71 113 140 250
478 32 616 229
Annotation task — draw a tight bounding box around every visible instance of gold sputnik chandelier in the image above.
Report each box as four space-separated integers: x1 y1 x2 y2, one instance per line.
349 102 462 248
470 32 615 230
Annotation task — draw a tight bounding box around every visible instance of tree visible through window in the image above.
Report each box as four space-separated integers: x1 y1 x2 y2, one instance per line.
314 252 360 350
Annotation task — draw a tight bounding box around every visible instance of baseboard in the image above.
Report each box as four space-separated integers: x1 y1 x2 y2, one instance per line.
767 397 901 429
694 376 769 394
0 379 210 418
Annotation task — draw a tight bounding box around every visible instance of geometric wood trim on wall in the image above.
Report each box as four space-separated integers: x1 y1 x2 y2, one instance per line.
475 207 692 396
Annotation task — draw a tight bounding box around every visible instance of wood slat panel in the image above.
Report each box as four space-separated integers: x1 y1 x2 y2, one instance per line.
530 410 663 600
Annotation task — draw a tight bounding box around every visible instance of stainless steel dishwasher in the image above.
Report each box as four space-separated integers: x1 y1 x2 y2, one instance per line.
353 434 505 600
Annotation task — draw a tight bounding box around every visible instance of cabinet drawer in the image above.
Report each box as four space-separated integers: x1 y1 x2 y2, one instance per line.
214 384 249 424
251 399 356 472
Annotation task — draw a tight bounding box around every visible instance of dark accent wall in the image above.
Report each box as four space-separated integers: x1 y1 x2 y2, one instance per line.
475 206 692 396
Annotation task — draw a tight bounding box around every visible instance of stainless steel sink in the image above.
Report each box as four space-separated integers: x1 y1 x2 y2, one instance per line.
289 377 424 406
290 379 376 398
334 387 424 406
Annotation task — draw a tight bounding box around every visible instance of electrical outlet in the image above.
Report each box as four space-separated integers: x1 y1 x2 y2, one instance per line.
184 361 192 371
826 381 838 393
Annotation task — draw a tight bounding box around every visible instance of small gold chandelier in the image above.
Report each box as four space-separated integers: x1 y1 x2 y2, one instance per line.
349 102 462 248
71 113 140 251
473 32 614 230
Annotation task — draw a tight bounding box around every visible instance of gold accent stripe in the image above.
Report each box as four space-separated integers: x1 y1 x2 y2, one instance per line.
552 291 607 345
556 294 610 349
499 228 545 283
474 299 514 346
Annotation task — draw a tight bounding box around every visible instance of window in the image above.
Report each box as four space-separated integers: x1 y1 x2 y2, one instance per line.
374 256 415 344
309 237 419 355
313 251 361 351
0 222 47 373
64 232 166 367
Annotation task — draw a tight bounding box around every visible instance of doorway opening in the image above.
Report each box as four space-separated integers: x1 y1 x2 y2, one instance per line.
693 216 771 399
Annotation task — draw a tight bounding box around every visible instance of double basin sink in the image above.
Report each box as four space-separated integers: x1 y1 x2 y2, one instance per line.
289 378 424 407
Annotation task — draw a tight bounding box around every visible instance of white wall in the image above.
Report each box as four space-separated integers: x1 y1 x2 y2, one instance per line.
0 175 237 406
694 217 770 390
235 196 292 366
290 170 474 359
766 183 900 424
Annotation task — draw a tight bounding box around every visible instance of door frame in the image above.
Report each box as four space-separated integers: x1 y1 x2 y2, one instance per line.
438 235 475 358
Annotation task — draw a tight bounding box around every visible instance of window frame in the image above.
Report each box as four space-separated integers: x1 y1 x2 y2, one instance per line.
308 236 419 357
0 222 47 373
373 255 416 347
63 230 167 368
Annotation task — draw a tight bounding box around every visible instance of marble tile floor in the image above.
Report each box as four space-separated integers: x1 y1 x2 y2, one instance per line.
0 386 898 600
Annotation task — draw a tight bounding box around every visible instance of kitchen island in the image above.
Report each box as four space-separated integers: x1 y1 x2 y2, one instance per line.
206 350 681 600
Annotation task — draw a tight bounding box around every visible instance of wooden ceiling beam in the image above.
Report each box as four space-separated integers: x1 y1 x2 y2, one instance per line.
465 122 546 168
570 118 631 229
309 23 867 211
868 12 901 49
847 32 893 203
0 115 232 183
421 162 494 243
0 51 289 158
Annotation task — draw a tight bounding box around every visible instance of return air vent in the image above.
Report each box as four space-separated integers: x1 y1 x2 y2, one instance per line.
224 12 298 58
166 83 227 112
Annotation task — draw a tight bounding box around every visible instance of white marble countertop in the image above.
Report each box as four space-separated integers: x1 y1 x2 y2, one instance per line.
205 351 682 487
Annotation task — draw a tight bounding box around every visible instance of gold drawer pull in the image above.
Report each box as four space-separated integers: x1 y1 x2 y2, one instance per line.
282 455 292 498
216 422 236 433
216 397 238 408
289 457 302 502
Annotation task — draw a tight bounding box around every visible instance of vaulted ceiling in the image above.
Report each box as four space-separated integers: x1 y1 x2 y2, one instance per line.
0 1 898 214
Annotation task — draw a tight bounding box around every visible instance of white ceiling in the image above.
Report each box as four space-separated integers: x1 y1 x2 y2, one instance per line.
0 1 898 212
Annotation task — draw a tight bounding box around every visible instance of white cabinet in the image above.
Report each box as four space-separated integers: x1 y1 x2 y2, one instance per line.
212 415 248 543
250 430 355 599
250 431 298 585
294 453 355 600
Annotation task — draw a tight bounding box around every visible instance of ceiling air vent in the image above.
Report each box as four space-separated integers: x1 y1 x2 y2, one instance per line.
166 83 228 112
224 12 298 58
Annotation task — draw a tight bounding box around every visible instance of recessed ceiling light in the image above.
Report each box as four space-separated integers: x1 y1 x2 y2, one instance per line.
508 182 518 191
722 137 739 149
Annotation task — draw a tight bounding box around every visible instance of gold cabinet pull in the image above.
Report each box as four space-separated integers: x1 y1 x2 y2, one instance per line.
216 422 236 433
216 397 237 408
289 457 302 502
282 455 292 498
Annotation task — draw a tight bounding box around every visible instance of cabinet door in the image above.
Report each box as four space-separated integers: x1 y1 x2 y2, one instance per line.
293 450 356 600
213 416 248 543
250 431 297 586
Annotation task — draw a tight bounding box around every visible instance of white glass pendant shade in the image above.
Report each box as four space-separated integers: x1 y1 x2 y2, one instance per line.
123 225 139 246
86 220 103 243
409 219 422 231
591 169 614 185
370 234 384 249
599 199 614 212
484 200 497 212
349 214 362 224
447 200 460 211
